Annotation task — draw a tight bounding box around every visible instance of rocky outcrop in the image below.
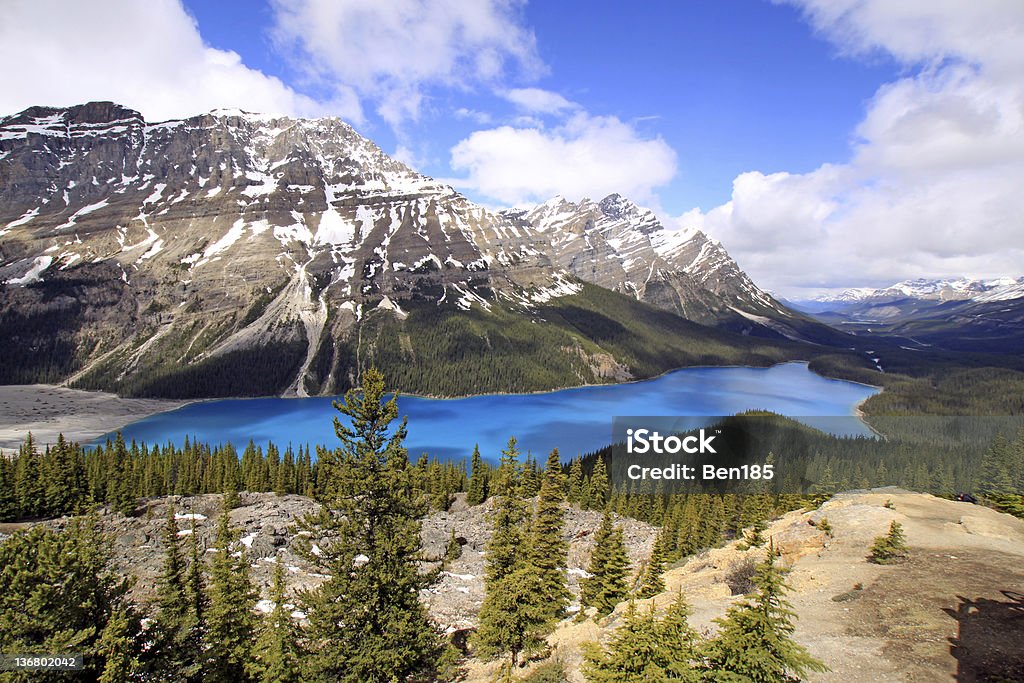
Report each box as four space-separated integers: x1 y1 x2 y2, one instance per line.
40 491 658 634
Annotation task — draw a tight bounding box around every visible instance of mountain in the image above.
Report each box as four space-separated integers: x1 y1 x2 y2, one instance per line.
0 102 817 398
808 276 1024 307
510 195 842 343
789 276 1024 353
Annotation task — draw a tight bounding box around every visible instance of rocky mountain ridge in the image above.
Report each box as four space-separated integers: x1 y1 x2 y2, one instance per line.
0 102 819 397
814 276 1024 305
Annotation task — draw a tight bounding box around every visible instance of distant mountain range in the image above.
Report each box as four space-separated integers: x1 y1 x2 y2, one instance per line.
809 277 1024 307
0 102 834 398
788 277 1024 353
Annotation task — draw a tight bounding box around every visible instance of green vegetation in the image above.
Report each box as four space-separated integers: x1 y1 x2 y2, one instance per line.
0 515 138 682
349 284 804 397
703 548 829 681
475 442 570 667
296 367 445 682
583 591 702 682
869 521 909 565
5 367 1024 681
580 508 631 617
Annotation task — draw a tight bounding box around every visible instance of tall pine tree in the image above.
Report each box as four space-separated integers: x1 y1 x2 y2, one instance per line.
525 449 570 624
298 367 443 682
248 558 302 683
467 444 488 506
205 508 256 683
580 508 630 617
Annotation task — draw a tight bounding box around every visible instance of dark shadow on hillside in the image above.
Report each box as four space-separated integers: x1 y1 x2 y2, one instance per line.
945 591 1024 682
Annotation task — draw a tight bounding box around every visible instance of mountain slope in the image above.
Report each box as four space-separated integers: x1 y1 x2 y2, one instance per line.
1 102 813 397
518 194 844 344
791 276 1024 353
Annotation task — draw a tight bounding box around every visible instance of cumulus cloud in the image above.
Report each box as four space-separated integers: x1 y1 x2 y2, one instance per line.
687 1 1024 297
0 0 347 122
449 112 677 206
269 0 543 126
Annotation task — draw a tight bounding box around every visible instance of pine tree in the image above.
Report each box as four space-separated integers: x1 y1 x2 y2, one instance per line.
636 529 667 598
446 527 463 562
582 601 665 682
475 564 552 666
152 504 200 680
703 548 827 681
183 519 207 662
205 508 257 683
868 520 908 564
467 444 488 506
98 607 142 683
0 515 137 681
14 433 45 517
587 456 609 510
0 454 17 521
299 367 442 682
656 591 702 681
248 558 302 683
526 449 570 623
493 437 521 497
580 508 631 616
568 457 585 505
476 457 537 662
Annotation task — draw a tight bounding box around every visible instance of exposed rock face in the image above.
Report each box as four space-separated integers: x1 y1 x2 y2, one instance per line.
37 491 658 635
0 102 817 396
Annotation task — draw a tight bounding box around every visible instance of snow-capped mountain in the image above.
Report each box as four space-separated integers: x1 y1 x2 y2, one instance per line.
0 102 821 397
817 277 1024 304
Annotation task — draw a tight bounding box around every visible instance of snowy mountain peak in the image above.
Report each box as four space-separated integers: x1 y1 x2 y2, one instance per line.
818 276 1024 304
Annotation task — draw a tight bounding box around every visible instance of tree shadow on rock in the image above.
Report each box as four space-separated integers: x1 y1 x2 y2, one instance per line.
944 591 1024 682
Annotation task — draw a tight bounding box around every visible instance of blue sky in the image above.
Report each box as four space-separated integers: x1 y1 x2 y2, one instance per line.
183 0 898 213
2 0 1022 296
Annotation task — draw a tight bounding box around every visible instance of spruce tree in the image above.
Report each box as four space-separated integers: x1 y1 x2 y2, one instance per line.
580 508 630 616
476 453 538 662
205 508 257 683
868 520 908 564
703 548 827 681
526 449 570 623
475 563 552 666
248 558 302 683
298 367 442 682
98 607 142 683
568 458 585 505
582 601 665 682
0 454 16 521
467 444 488 506
636 529 668 598
587 456 609 510
493 437 522 497
153 504 200 680
656 591 702 681
0 515 137 681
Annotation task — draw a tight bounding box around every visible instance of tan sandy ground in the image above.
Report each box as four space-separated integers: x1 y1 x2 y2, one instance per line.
0 384 184 451
466 489 1024 683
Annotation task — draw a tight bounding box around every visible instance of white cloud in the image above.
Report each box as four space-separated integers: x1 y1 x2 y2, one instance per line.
449 112 677 206
500 88 576 114
269 0 543 126
0 0 351 122
688 1 1024 297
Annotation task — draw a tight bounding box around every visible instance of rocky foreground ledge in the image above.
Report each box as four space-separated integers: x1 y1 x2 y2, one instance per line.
3 489 1022 682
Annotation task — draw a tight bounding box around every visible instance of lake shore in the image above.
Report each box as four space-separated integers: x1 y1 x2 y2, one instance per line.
0 360 883 451
0 384 185 451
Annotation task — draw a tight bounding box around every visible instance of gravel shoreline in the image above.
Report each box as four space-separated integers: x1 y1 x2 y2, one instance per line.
0 384 184 451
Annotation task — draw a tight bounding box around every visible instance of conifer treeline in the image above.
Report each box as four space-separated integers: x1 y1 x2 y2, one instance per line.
3 423 1023 524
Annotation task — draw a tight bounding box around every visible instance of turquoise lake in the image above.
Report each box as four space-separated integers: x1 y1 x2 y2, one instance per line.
101 362 879 462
